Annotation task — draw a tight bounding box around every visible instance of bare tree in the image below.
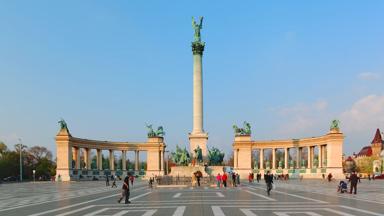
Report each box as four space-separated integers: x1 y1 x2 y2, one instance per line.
28 146 53 163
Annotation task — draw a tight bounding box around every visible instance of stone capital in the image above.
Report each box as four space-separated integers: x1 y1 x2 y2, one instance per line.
192 41 205 55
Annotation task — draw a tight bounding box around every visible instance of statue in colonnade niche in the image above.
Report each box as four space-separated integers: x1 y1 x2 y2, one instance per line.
233 121 252 136
289 160 294 168
254 160 258 169
301 160 306 168
146 124 165 137
265 161 270 169
278 160 283 168
313 158 318 168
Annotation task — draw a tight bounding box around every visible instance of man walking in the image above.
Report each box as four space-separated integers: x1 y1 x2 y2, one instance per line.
349 171 358 194
106 174 110 186
265 171 273 196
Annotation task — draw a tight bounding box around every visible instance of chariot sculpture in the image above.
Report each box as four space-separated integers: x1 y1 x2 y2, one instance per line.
146 124 165 137
233 121 252 136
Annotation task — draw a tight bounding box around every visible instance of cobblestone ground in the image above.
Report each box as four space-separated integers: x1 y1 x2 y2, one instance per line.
0 179 383 216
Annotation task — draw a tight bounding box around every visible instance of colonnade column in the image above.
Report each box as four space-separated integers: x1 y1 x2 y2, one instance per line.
122 150 126 171
135 150 140 171
74 147 80 169
318 145 323 168
160 150 164 171
85 148 91 170
234 149 238 168
97 149 102 170
284 148 288 169
109 150 114 170
307 146 311 169
272 148 276 169
296 147 300 169
259 149 264 169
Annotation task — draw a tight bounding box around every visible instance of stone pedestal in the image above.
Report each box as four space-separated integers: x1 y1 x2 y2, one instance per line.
233 135 252 179
55 128 72 181
189 133 208 157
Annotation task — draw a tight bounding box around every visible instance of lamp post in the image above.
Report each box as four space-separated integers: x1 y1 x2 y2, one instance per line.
15 139 27 182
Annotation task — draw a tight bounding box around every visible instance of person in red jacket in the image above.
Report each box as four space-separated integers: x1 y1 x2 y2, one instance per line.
222 172 228 188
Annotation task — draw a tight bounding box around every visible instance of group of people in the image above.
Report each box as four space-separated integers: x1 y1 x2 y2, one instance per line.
337 171 359 194
215 172 240 188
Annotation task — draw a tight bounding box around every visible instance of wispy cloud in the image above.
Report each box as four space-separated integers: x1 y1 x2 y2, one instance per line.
274 99 329 137
357 72 381 81
340 95 384 132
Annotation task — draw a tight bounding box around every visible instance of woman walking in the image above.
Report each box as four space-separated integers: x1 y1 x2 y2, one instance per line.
216 173 222 188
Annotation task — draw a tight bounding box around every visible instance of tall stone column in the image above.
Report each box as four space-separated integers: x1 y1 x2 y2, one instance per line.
296 147 300 169
307 146 311 169
122 150 126 171
259 149 264 169
272 148 276 169
74 147 80 170
85 148 91 170
160 150 164 171
97 149 102 170
234 149 238 168
135 150 140 171
189 21 208 157
318 145 323 168
109 150 114 170
284 148 289 169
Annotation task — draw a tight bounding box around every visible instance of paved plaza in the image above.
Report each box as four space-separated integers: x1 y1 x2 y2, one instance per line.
1 179 384 216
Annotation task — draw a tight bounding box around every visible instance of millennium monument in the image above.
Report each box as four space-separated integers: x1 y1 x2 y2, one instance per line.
189 16 208 158
55 17 344 181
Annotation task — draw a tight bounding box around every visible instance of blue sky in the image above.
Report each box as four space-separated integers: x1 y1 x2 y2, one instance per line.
0 1 383 158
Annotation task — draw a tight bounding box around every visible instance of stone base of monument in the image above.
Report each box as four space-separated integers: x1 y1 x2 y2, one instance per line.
169 165 209 177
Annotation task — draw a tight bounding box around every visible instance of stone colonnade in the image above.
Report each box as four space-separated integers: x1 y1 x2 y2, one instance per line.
56 128 166 181
72 147 143 171
233 129 344 179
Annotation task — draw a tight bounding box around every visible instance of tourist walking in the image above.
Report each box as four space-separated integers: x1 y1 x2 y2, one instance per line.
349 171 358 194
149 177 154 189
265 171 273 196
118 176 130 204
327 173 333 182
106 174 110 186
222 172 228 188
216 173 222 188
111 178 117 188
236 173 240 185
232 172 237 187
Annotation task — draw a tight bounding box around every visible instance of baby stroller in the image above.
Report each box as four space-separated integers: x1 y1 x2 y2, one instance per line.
337 181 348 193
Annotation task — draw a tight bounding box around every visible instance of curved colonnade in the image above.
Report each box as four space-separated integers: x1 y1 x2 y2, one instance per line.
233 129 344 179
56 128 165 181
